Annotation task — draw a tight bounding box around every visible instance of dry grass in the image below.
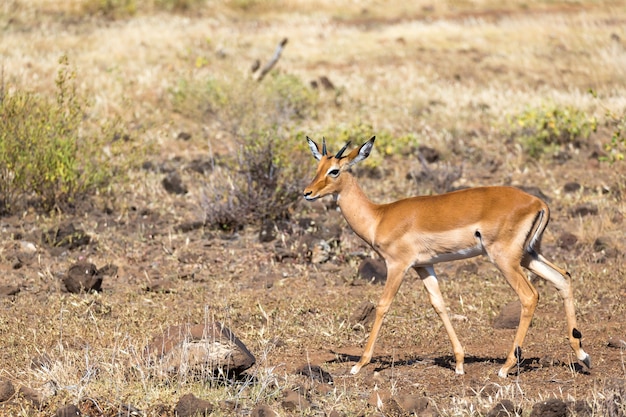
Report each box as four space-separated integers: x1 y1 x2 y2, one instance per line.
1 0 625 416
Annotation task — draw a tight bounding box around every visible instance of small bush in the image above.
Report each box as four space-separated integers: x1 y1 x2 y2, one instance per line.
203 133 306 231
0 56 113 214
596 107 626 163
172 71 317 142
176 70 315 231
508 104 597 158
81 0 138 18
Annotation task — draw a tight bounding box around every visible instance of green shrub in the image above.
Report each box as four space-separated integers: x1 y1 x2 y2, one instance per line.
319 122 414 169
172 71 317 140
0 56 113 214
508 104 597 158
81 0 138 18
173 70 316 230
602 111 626 163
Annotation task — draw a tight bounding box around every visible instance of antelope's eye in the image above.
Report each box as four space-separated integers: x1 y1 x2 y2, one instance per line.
328 169 340 178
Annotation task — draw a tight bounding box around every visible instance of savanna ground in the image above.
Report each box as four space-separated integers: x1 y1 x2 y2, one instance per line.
1 0 626 416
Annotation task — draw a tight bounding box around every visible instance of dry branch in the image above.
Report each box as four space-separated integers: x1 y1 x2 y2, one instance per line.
255 37 288 81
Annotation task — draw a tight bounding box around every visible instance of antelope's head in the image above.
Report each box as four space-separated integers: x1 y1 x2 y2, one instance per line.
303 136 375 201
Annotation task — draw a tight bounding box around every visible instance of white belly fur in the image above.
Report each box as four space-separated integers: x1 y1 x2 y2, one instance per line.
416 244 485 266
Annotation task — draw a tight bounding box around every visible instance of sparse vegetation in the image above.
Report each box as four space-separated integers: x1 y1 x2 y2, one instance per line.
601 109 626 163
172 69 315 230
0 56 115 214
508 103 598 158
202 132 306 231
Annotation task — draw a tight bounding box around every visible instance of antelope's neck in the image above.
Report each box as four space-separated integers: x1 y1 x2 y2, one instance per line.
337 174 379 245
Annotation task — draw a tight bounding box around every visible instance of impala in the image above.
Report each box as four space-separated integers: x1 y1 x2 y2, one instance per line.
303 136 590 377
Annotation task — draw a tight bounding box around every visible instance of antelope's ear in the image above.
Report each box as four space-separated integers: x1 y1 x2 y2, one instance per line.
348 136 375 166
306 136 323 161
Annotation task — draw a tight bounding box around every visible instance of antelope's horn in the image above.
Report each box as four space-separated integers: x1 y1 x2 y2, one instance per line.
322 137 327 156
335 141 351 159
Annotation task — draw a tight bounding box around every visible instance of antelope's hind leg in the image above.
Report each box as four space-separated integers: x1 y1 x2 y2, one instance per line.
495 260 539 378
523 251 591 369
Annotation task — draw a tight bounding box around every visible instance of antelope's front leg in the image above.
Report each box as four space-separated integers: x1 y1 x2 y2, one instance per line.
415 266 465 374
351 262 406 374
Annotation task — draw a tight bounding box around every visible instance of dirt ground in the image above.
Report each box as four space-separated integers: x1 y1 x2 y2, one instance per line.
1 1 625 416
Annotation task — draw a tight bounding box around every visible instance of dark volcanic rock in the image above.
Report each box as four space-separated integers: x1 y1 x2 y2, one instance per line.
250 404 279 417
557 232 578 250
357 258 387 284
487 400 519 417
568 203 598 218
282 389 312 412
351 300 376 327
530 398 567 417
0 379 15 402
63 262 102 293
296 364 333 384
55 404 80 417
162 172 188 195
174 393 213 417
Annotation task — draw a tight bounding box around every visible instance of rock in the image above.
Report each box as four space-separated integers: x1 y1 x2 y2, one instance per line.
63 262 102 293
177 131 192 141
517 186 551 203
162 172 188 195
0 285 20 297
319 75 335 90
570 400 592 417
259 220 277 243
539 355 562 368
56 404 80 417
395 395 429 415
557 232 578 250
250 404 279 417
487 400 518 417
0 380 15 402
607 337 626 349
174 393 213 417
593 237 619 257
493 300 521 329
43 223 90 250
418 145 440 163
282 389 312 412
296 364 333 384
357 258 387 284
530 398 567 417
18 386 44 407
351 300 376 327
310 239 331 264
568 203 598 218
144 279 177 294
563 182 582 193
145 322 255 378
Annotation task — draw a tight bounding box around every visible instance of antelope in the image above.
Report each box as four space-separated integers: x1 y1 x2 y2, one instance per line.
303 136 590 377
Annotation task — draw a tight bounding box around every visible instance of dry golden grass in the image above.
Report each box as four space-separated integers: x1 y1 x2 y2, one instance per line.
1 1 625 416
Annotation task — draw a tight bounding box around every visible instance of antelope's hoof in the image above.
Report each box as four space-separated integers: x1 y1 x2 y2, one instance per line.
581 354 591 369
350 364 361 375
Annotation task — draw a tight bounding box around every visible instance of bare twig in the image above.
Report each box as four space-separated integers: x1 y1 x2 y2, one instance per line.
255 38 288 82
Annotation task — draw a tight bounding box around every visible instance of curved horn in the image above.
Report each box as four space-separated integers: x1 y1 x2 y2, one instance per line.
322 137 327 156
335 141 351 159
